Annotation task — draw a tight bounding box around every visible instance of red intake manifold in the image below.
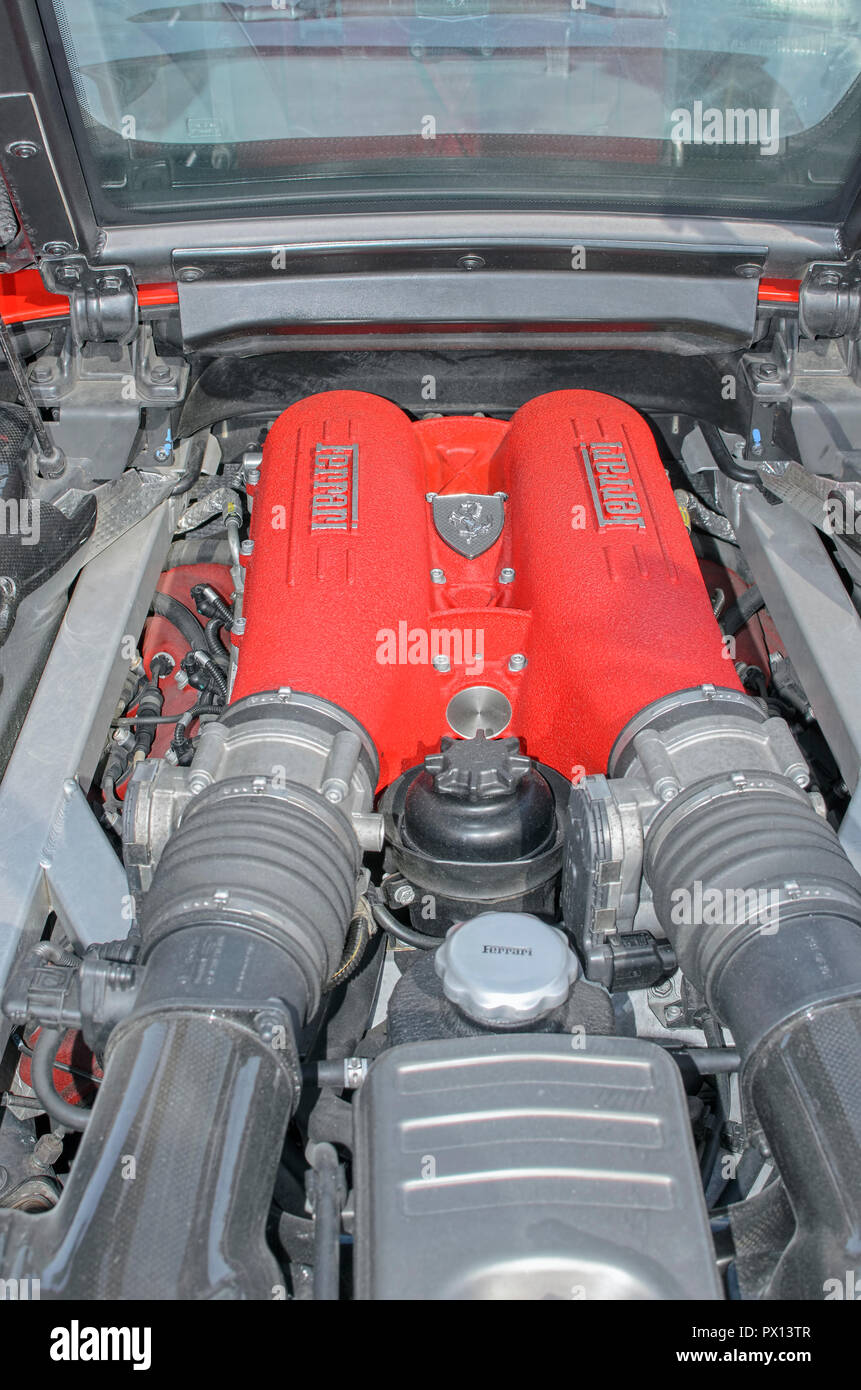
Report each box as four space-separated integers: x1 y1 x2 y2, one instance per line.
232 389 738 787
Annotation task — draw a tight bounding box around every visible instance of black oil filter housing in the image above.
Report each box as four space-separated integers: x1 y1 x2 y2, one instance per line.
380 733 567 934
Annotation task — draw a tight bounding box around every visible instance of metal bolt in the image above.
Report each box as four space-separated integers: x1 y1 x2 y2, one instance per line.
150 365 172 383
31 1133 63 1170
430 568 446 584
42 241 72 257
392 883 416 906
31 365 52 382
7 141 39 159
54 264 80 286
425 491 437 503
254 1009 284 1046
508 653 528 672
432 654 451 673
755 363 778 380
734 263 760 279
100 274 122 293
665 1005 683 1023
240 539 254 557
499 567 515 583
457 253 486 272
232 616 246 636
178 266 204 283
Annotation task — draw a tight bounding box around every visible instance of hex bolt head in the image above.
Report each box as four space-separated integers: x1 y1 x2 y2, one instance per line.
240 539 254 557
499 567 516 583
430 568 446 584
392 883 416 906
508 653 528 672
432 654 451 673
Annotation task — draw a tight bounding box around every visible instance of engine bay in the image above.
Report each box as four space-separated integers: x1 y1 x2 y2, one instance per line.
1 332 861 1305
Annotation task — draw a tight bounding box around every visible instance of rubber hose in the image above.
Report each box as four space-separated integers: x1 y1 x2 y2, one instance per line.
150 591 206 651
722 585 765 638
701 420 760 485
370 898 439 951
168 429 210 497
31 1028 90 1133
166 537 232 568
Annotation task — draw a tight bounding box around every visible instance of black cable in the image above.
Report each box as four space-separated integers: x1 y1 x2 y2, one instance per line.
324 903 372 992
187 649 228 704
191 583 234 630
310 1144 345 1302
170 696 215 765
113 711 221 728
203 618 229 672
30 1028 91 1133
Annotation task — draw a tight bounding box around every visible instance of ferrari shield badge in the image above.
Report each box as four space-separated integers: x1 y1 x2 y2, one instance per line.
431 493 505 558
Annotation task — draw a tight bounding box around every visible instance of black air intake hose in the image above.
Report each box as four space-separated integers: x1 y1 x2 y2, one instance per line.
14 774 364 1299
645 773 861 1298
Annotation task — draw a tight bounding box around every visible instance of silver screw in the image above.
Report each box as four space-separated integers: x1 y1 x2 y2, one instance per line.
430 568 446 584
499 567 515 583
665 1005 683 1023
432 654 451 673
392 883 416 906
508 653 527 672
240 539 254 557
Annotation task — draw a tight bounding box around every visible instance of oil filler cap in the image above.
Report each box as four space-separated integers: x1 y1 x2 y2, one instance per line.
435 912 579 1025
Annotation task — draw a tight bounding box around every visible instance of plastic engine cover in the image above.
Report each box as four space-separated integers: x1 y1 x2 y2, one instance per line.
232 389 738 787
353 1035 722 1301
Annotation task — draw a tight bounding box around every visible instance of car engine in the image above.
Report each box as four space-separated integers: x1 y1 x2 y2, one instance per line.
1 359 861 1305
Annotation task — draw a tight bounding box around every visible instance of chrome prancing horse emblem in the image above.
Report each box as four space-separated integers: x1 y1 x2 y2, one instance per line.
431 493 505 558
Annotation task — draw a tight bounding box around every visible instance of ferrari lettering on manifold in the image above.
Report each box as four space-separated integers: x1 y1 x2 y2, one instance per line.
311 443 358 531
582 442 645 529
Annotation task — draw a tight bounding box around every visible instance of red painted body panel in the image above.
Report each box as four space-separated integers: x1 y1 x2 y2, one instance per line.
232 389 739 788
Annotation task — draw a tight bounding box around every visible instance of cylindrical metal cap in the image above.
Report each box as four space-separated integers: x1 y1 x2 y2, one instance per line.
434 912 579 1025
